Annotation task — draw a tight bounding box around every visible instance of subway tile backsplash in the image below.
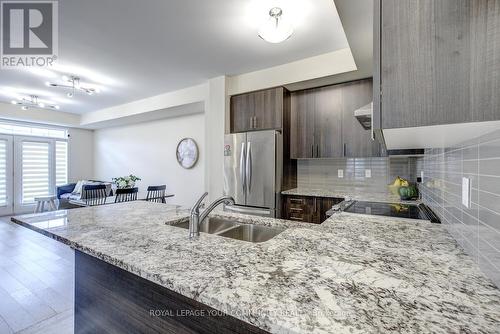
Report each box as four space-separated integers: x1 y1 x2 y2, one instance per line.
297 157 423 191
421 128 500 288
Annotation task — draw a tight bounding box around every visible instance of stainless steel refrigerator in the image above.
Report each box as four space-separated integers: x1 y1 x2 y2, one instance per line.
223 130 282 217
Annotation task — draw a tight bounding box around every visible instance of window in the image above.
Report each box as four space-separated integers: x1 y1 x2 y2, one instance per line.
0 140 7 206
55 141 68 186
21 141 50 204
0 121 67 139
0 121 69 214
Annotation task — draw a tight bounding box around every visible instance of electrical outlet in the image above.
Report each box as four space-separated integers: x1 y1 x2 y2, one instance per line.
338 169 344 178
365 169 371 178
462 177 470 208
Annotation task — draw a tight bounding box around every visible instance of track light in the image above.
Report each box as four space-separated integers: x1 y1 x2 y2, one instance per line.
46 75 100 98
11 95 60 111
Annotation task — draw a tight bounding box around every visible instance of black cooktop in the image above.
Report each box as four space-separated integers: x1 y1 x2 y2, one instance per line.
343 201 440 223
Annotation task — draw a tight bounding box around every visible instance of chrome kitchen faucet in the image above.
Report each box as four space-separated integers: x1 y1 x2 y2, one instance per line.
189 192 235 239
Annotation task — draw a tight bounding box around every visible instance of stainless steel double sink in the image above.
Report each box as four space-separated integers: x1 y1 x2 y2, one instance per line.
173 217 284 243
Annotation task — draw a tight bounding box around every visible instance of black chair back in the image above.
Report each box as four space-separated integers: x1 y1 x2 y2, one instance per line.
82 184 107 206
115 187 139 203
146 185 166 203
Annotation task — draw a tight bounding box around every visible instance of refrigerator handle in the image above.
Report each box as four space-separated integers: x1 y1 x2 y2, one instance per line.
246 141 252 194
239 142 246 194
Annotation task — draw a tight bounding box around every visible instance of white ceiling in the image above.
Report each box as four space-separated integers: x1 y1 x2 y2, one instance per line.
0 0 350 114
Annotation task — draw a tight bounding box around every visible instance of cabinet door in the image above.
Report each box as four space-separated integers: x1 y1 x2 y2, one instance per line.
230 88 284 133
290 90 315 159
315 86 343 158
283 196 316 223
316 197 344 223
253 88 283 130
230 93 254 133
380 0 477 128
341 79 381 157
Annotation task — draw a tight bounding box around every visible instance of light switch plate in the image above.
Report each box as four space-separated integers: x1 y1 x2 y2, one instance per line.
462 177 470 208
365 169 371 178
338 169 344 178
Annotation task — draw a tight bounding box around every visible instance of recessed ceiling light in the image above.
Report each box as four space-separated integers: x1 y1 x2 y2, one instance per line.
258 7 293 43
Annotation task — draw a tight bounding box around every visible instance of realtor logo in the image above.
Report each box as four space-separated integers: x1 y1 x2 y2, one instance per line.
1 0 58 68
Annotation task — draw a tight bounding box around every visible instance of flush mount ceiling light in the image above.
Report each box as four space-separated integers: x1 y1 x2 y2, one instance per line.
11 95 60 110
46 75 100 98
258 7 293 43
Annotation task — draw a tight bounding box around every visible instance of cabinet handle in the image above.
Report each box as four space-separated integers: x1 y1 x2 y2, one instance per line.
316 145 319 158
290 198 304 204
254 116 257 129
289 216 303 221
249 117 253 129
289 207 303 212
311 145 314 158
343 143 346 157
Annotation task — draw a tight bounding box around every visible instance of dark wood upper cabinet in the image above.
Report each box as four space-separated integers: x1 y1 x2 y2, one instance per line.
341 80 382 157
373 0 500 130
230 87 285 133
291 79 382 159
315 86 343 158
290 90 315 158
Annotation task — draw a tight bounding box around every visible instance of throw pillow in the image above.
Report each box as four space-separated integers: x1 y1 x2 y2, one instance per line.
72 180 85 194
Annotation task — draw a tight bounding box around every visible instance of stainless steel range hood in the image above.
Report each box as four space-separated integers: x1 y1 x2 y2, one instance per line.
354 102 372 130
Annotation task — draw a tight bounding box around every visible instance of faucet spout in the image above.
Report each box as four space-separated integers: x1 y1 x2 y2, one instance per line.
189 193 235 239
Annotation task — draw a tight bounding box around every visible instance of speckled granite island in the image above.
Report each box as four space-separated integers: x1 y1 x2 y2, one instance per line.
11 201 500 334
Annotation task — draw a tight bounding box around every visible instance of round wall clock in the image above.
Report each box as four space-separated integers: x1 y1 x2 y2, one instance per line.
176 138 199 169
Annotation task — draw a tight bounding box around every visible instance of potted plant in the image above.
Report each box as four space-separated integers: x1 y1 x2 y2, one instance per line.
112 174 141 189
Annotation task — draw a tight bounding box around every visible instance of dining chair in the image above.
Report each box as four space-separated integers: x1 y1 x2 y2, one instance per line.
81 184 107 206
146 185 167 203
115 187 139 203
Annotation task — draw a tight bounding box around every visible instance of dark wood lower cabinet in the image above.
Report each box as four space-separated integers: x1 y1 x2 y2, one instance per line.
75 251 268 334
282 196 343 224
316 197 343 223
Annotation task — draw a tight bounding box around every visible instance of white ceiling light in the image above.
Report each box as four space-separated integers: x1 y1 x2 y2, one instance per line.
46 75 101 98
11 95 60 110
258 7 293 43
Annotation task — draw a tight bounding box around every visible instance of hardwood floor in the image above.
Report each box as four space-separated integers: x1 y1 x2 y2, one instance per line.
0 217 74 334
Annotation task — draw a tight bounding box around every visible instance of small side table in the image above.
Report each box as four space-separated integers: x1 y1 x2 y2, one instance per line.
34 196 58 213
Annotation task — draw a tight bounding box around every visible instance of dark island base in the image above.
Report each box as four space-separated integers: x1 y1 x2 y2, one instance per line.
75 251 268 334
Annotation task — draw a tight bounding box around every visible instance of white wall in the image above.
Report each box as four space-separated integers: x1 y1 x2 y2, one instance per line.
0 102 81 127
93 113 205 207
227 48 356 95
204 77 227 202
67 128 94 182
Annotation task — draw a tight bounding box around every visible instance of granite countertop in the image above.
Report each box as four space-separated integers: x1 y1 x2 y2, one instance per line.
11 201 500 333
281 186 415 203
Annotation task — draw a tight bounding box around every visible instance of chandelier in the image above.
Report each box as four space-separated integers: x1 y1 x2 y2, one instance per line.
11 95 60 110
46 75 100 98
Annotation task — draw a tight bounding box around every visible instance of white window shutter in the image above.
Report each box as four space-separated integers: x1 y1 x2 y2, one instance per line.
21 141 50 204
